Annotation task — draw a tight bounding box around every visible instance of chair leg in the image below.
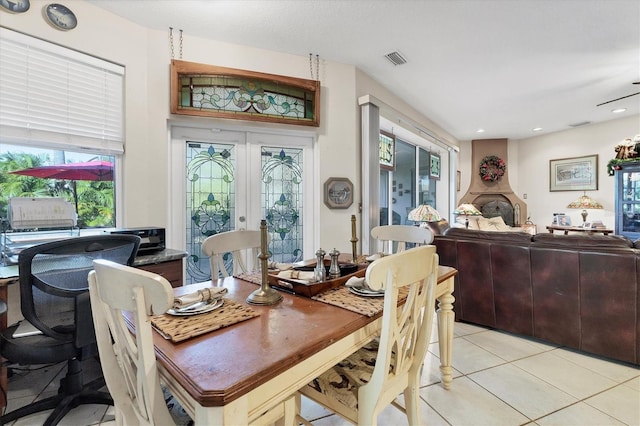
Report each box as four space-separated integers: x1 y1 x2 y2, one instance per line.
0 394 62 425
403 382 421 426
0 358 113 426
44 391 112 426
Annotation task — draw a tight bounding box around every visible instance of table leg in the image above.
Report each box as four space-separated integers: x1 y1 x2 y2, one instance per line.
436 282 455 390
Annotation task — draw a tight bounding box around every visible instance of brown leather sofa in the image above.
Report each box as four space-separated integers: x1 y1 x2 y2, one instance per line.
434 228 640 365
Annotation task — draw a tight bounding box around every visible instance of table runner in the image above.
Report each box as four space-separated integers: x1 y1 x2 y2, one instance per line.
311 286 409 317
151 299 259 343
236 271 409 317
235 272 262 285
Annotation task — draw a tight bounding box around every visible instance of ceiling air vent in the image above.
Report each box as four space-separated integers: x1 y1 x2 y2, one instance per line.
384 51 407 66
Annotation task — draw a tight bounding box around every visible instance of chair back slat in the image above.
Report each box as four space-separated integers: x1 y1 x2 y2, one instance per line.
201 230 263 278
89 260 174 426
371 225 433 254
359 245 439 424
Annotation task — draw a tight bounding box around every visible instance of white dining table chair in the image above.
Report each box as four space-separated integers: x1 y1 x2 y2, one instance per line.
371 224 434 254
297 245 439 425
202 229 264 278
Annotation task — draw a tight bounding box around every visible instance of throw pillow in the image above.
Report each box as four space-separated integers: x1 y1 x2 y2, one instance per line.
477 216 511 232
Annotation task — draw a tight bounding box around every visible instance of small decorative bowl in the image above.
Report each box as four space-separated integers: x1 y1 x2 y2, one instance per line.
339 263 358 275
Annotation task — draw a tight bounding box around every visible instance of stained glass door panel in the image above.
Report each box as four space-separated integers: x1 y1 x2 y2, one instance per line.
260 146 304 264
186 142 237 283
184 139 307 284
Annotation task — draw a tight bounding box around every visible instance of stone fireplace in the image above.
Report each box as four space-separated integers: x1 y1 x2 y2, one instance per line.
458 138 527 226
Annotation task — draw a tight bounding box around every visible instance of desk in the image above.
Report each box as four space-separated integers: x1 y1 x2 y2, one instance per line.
0 270 18 409
0 250 185 410
155 266 456 425
546 225 614 235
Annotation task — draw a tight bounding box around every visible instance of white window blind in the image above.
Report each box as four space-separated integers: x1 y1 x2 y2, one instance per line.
0 27 125 154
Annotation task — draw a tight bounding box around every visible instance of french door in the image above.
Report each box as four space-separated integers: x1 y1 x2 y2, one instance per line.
170 126 315 284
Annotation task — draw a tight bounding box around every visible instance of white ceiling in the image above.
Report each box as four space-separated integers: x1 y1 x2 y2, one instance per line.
89 0 640 141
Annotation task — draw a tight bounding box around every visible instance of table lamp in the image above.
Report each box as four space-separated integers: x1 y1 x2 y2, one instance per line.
408 204 442 228
454 203 482 229
567 192 603 224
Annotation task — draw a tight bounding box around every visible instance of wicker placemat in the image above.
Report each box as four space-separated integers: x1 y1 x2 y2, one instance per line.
151 299 259 343
311 286 409 317
235 272 262 285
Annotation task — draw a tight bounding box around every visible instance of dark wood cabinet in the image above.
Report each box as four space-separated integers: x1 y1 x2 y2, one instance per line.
615 163 640 240
135 258 183 287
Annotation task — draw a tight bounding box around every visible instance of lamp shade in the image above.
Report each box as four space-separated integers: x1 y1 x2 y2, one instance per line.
567 193 603 210
454 203 482 216
408 204 442 222
567 192 603 224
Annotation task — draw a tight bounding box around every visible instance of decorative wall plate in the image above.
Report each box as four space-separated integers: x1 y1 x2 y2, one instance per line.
323 177 354 209
0 0 30 14
43 3 77 31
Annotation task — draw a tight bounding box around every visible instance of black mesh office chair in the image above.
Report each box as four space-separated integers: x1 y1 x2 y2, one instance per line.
0 234 140 426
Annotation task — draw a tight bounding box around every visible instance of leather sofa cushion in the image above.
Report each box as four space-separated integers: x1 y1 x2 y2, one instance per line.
532 233 633 249
443 227 533 244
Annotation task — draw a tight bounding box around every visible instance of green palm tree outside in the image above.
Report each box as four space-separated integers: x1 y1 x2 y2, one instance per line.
0 152 115 229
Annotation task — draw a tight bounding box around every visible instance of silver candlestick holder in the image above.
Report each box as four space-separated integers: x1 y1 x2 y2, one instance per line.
246 219 282 305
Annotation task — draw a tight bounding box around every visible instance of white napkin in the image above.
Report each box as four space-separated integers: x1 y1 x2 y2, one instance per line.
366 252 387 262
173 287 227 309
277 270 315 281
268 261 293 271
345 276 366 287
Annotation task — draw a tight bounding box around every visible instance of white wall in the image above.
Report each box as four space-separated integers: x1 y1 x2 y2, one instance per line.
5 0 635 250
514 114 640 230
355 69 460 219
1 0 157 227
2 0 449 254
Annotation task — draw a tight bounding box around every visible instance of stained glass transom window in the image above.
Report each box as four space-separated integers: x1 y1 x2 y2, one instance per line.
171 60 320 127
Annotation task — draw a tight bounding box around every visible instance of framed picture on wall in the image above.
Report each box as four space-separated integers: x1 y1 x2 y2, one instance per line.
429 153 441 180
549 154 598 191
379 131 395 171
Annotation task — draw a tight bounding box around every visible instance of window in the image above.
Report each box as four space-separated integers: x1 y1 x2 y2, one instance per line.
171 60 320 127
0 28 124 230
0 144 115 228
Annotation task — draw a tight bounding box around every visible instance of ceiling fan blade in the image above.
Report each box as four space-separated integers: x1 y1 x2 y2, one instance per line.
596 91 640 107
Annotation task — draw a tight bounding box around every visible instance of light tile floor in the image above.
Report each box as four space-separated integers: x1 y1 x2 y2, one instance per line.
3 321 639 425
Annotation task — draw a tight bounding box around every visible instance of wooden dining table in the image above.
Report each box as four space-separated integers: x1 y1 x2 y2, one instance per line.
153 265 457 425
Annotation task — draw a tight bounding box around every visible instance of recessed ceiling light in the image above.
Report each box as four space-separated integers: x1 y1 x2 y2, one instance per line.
476 128 485 133
532 127 543 132
569 121 591 128
612 108 626 113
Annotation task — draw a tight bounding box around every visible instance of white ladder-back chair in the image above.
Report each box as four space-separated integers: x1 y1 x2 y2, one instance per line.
202 230 263 278
88 259 175 426
89 259 297 426
298 245 439 426
371 224 434 254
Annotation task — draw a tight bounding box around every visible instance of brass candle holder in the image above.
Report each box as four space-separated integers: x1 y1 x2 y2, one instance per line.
350 214 358 263
246 219 282 305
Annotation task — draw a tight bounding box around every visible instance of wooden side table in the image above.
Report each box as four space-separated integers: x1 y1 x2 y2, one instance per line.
546 225 614 235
